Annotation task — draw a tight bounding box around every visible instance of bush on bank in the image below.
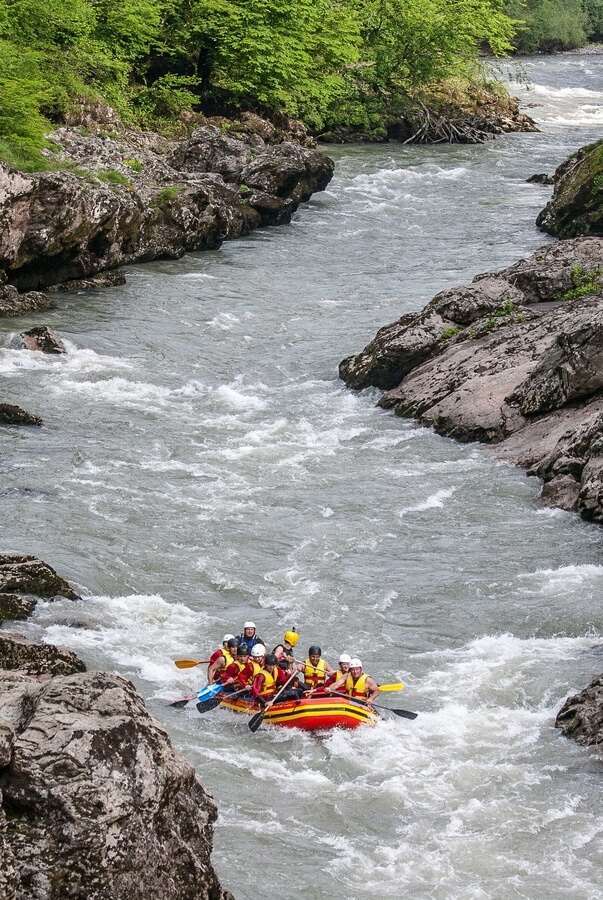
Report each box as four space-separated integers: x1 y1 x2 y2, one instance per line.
0 0 517 169
505 0 603 52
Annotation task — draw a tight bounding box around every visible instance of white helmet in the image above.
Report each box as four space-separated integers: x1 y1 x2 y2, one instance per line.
244 621 256 629
222 633 235 643
350 658 362 669
339 653 352 664
251 644 266 658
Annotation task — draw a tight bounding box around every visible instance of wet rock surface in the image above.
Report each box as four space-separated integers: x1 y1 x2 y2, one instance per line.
0 554 79 601
537 139 603 238
0 404 42 427
0 115 333 292
340 236 603 520
19 326 66 354
0 667 233 899
555 674 603 751
0 549 232 898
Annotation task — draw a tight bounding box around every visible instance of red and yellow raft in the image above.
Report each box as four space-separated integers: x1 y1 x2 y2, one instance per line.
219 693 378 731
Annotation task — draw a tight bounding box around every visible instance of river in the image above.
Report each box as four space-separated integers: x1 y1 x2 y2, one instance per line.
2 52 602 899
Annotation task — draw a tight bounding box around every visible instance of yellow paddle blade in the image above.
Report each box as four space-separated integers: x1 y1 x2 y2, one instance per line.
174 658 208 669
378 682 405 692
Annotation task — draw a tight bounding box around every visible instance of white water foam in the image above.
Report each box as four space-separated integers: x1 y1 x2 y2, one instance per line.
34 593 205 688
0 340 131 378
399 486 456 516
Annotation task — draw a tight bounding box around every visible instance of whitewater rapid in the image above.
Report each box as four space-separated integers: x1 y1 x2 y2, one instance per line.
2 51 603 899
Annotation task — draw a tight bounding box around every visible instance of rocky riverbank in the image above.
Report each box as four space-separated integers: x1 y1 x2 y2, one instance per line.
0 554 231 899
340 141 603 522
0 109 332 300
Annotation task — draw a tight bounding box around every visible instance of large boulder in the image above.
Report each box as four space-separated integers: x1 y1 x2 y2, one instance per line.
555 674 603 751
0 669 232 899
537 140 603 238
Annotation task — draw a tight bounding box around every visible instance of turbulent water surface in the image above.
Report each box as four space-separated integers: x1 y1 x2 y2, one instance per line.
2 52 603 899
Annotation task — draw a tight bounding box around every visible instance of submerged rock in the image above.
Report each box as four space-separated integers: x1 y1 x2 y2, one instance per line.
537 139 603 238
527 173 554 185
0 404 42 427
339 236 603 520
0 667 233 899
555 674 603 751
19 326 66 354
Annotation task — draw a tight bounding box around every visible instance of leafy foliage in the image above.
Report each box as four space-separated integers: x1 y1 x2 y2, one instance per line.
0 0 521 169
506 0 602 51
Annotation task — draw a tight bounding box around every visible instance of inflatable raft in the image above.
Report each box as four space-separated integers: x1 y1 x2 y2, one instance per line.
219 693 378 731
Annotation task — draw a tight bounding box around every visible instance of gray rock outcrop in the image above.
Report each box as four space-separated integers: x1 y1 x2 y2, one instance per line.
555 674 603 751
0 116 333 295
339 237 603 520
0 553 232 898
0 668 232 899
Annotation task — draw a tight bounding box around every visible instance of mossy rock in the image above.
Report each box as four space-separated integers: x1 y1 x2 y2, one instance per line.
536 140 603 238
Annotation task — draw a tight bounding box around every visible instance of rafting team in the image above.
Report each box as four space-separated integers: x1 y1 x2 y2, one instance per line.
207 621 380 707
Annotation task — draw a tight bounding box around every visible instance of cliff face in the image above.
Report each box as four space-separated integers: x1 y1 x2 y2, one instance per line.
0 555 232 900
536 139 603 239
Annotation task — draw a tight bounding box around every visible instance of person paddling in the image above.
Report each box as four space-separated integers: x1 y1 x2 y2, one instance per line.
236 621 264 654
207 636 238 683
220 642 250 692
239 643 266 687
327 658 379 703
251 652 279 706
301 645 333 692
323 653 352 688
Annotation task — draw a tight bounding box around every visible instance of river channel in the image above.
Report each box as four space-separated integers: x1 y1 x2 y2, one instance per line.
2 52 603 899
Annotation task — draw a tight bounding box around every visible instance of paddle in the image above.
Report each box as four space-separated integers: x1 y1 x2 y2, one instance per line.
168 680 224 709
174 658 210 669
378 682 405 692
326 690 418 720
169 694 196 709
248 671 299 733
196 686 248 714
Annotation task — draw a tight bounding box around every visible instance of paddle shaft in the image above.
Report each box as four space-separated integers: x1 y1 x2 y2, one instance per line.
326 690 418 720
248 670 300 733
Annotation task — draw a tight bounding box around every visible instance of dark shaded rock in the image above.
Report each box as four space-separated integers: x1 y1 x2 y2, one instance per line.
240 142 333 202
0 284 54 317
555 674 603 750
0 404 42 427
0 594 37 621
0 669 233 899
0 554 79 600
19 326 66 354
537 140 603 238
539 474 581 510
49 270 126 292
0 632 85 676
527 173 554 185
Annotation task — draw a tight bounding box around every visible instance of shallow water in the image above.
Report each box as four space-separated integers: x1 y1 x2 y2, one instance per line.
2 52 603 899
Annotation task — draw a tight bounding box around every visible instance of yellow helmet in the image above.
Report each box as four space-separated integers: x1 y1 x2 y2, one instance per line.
284 629 300 648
